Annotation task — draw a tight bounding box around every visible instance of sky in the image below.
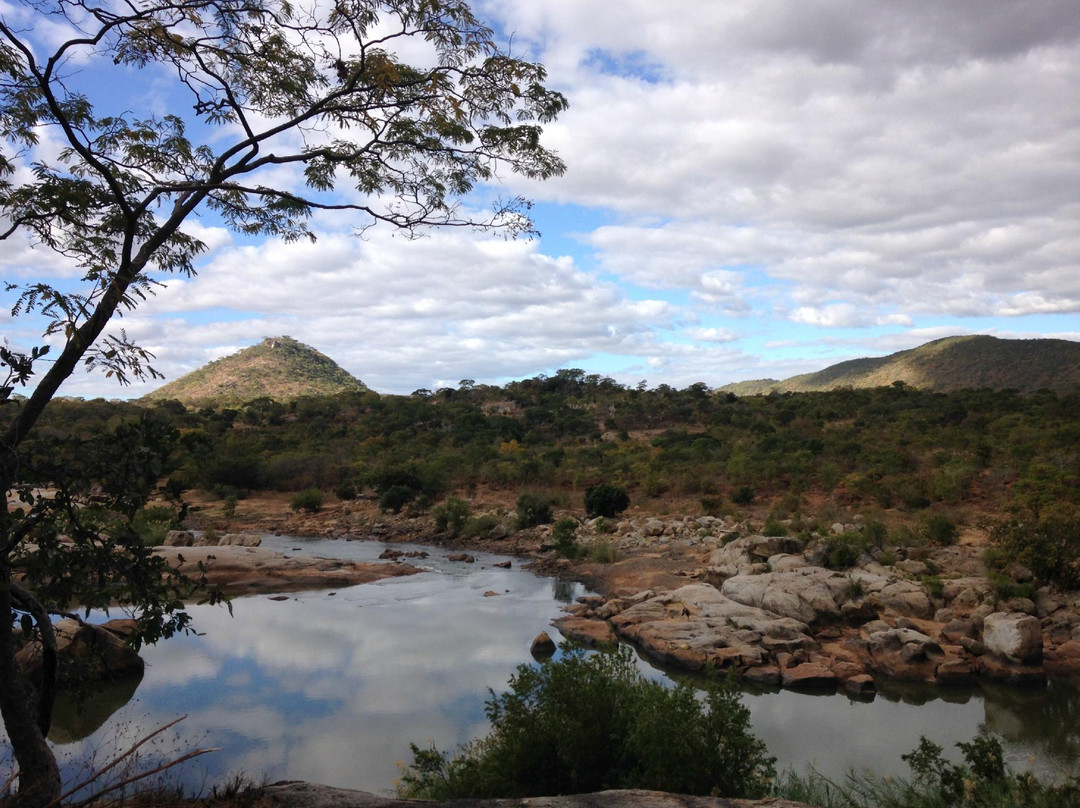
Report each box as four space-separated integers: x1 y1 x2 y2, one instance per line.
2 0 1079 398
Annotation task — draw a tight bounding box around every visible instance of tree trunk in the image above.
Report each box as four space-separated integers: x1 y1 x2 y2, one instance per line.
0 563 61 808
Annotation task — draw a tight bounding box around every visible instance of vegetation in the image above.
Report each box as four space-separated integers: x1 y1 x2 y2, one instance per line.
584 483 631 518
778 732 1080 808
552 517 580 559
290 488 325 514
0 0 566 800
144 337 367 406
720 335 1080 395
516 492 555 529
990 516 1080 590
398 646 775 800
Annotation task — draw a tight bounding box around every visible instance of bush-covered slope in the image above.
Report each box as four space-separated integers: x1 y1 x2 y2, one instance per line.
720 336 1080 394
142 336 367 405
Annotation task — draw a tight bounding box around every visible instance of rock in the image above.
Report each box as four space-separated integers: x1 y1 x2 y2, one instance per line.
743 665 782 687
379 548 404 560
494 560 512 569
483 591 499 597
552 616 617 648
193 532 220 547
488 523 510 541
864 628 945 683
447 553 475 563
877 581 933 619
163 530 194 547
781 662 838 690
609 585 815 673
843 674 876 696
936 659 976 686
153 545 419 595
983 612 1043 663
16 619 143 686
531 631 557 658
940 619 977 644
977 655 1047 686
260 782 817 808
218 532 261 547
720 568 864 626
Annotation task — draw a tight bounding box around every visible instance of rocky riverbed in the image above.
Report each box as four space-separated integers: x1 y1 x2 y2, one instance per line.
220 498 1080 695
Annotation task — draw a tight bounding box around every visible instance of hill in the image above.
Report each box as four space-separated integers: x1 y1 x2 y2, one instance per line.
719 335 1080 394
142 336 367 405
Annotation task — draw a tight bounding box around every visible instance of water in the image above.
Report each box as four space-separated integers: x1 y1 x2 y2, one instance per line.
6 535 1079 795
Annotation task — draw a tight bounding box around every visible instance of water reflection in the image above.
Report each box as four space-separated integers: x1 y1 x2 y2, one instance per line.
4 536 1078 794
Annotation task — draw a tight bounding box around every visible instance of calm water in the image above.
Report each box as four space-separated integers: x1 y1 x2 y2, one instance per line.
5 535 1079 795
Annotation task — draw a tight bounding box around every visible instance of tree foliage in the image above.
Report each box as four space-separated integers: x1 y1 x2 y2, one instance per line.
0 0 565 802
398 645 776 800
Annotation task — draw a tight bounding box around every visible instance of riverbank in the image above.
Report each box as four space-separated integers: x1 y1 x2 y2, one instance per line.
180 491 1080 695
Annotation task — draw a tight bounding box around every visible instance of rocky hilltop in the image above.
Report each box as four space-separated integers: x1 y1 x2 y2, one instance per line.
720 335 1080 394
142 336 367 405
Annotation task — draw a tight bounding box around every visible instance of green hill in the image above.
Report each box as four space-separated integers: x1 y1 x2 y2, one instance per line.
719 336 1080 394
142 336 367 405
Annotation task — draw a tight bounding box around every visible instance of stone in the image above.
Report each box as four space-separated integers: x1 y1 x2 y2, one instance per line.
843 674 876 696
551 616 616 648
864 628 945 683
983 612 1043 663
494 560 512 569
488 523 510 541
530 631 557 657
163 529 194 547
977 655 1046 686
743 665 782 686
218 532 261 547
936 659 976 686
939 619 977 644
483 591 499 597
447 553 475 563
781 662 838 690
193 532 220 547
16 618 143 686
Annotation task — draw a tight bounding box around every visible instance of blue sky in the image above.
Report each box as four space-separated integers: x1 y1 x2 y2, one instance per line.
2 0 1079 397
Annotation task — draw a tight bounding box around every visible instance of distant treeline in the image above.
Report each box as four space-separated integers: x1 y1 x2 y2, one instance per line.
20 372 1080 521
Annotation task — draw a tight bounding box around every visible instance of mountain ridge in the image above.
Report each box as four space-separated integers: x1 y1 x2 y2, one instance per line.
719 335 1080 394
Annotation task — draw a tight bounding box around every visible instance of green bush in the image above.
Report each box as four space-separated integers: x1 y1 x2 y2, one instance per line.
379 485 416 514
732 485 755 506
990 516 1080 590
433 497 471 535
777 731 1080 808
921 513 958 546
825 531 869 570
552 517 580 559
762 519 788 537
131 505 180 546
587 540 618 564
584 484 630 518
335 482 357 501
461 513 501 539
289 488 324 513
516 492 554 529
398 646 775 800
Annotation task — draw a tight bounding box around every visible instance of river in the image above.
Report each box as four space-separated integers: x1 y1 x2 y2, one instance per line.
6 535 1079 796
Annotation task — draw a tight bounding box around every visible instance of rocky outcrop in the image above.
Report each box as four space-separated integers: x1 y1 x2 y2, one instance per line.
259 783 813 808
163 530 261 547
16 618 143 686
153 545 418 596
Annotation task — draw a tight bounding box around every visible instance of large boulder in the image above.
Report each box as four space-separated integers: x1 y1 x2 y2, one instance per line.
862 627 945 683
608 584 816 673
982 612 1043 663
720 568 871 626
218 532 262 547
16 618 143 685
163 529 194 547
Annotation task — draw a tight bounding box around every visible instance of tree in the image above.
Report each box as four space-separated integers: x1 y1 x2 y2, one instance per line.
584 483 630 518
0 0 566 802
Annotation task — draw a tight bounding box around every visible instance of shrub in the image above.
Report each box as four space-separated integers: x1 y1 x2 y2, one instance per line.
588 540 618 564
584 484 630 518
398 646 775 800
290 488 324 513
825 531 868 570
593 516 616 534
461 513 501 539
516 492 554 529
762 519 788 537
335 482 358 501
777 731 1080 808
731 485 755 506
433 497 471 535
379 485 416 514
222 493 238 519
989 516 1080 590
551 517 580 559
131 505 180 546
921 513 958 546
